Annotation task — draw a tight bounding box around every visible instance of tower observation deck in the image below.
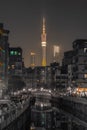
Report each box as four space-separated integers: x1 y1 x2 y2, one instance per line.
41 17 47 66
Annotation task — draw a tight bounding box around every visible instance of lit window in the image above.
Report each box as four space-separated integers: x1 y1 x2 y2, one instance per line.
84 74 87 78
10 51 14 55
84 48 87 53
15 51 17 55
42 70 44 73
18 52 21 55
8 65 10 69
12 65 15 69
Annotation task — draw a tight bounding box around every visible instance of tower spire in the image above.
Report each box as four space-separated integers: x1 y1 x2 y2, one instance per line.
43 17 46 34
41 17 47 66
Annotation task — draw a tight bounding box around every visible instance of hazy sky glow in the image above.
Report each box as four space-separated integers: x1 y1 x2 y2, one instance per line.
0 0 87 67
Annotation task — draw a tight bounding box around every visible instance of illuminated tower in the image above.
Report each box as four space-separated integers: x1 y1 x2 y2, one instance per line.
41 17 47 66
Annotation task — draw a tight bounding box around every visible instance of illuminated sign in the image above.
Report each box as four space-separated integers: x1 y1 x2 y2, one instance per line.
10 51 21 56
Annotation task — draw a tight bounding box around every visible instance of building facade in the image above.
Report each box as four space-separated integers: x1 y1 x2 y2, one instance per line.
30 52 36 68
0 23 9 92
62 50 74 87
72 39 87 87
8 47 23 76
61 39 87 88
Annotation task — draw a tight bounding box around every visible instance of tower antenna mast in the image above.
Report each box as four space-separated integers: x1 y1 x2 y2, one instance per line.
41 17 47 66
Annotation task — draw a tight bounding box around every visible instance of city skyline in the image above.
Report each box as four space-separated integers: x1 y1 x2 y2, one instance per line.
0 0 87 67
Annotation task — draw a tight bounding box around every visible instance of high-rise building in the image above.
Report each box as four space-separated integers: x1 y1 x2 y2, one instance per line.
61 39 87 88
0 23 9 90
72 39 87 87
30 52 35 68
41 17 47 66
8 47 23 76
53 45 60 62
62 50 74 87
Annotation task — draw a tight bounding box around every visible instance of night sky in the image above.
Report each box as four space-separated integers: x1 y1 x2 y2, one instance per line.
0 0 87 67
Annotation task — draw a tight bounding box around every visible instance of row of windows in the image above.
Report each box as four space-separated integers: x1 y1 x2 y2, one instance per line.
72 74 87 79
8 65 22 69
10 51 21 56
73 65 87 72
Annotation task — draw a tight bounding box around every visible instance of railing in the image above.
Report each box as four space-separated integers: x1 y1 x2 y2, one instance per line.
59 96 87 128
0 96 31 130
